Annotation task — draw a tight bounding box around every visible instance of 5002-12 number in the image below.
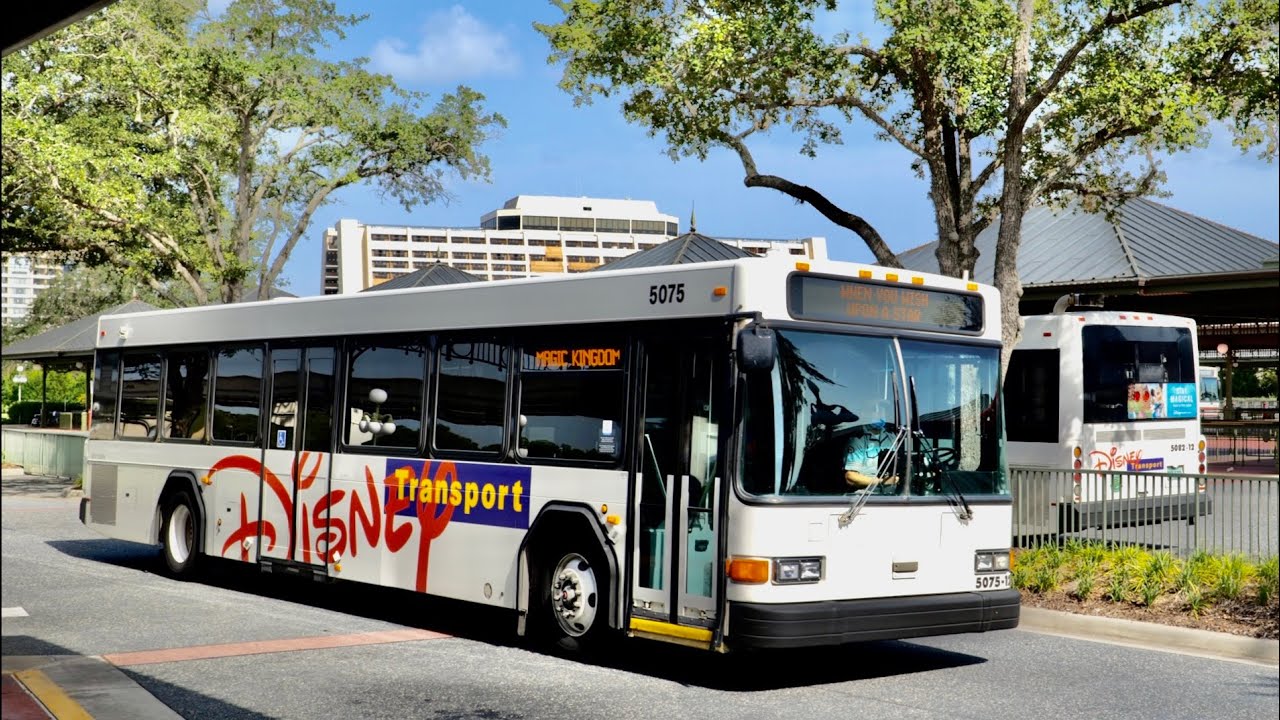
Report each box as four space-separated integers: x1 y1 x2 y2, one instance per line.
649 283 685 305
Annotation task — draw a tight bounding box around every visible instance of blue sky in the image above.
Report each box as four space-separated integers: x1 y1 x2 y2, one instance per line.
248 1 1279 296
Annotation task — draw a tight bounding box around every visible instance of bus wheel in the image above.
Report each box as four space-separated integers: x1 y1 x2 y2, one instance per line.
161 490 201 577
534 544 610 651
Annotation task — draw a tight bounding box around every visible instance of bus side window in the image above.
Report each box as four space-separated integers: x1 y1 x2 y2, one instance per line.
1004 349 1059 443
164 350 210 441
212 345 264 444
119 353 163 440
90 351 121 440
345 339 426 450
434 340 508 454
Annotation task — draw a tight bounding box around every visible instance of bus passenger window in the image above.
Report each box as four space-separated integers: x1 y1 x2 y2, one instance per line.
1004 349 1059 443
90 352 120 440
518 344 625 462
435 341 508 453
212 346 263 444
345 340 425 449
119 353 162 440
164 351 210 441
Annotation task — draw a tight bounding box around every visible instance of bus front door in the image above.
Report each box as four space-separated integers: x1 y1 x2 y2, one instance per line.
632 340 723 637
259 346 336 571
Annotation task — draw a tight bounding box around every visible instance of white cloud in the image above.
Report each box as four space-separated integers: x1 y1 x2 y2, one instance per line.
369 5 518 84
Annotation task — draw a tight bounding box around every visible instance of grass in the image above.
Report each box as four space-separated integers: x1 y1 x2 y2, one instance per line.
1013 543 1278 618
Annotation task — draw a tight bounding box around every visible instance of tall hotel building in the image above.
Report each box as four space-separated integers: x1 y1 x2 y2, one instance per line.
321 195 827 294
2 253 67 324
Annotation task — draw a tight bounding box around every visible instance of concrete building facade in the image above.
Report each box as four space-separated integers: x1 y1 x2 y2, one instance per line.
1 253 66 325
321 195 827 294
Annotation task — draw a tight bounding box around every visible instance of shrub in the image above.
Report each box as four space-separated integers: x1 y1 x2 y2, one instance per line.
1071 564 1097 601
1184 586 1207 617
1256 557 1279 606
1209 555 1253 602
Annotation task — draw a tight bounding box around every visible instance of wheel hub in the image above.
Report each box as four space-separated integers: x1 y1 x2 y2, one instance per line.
551 554 598 637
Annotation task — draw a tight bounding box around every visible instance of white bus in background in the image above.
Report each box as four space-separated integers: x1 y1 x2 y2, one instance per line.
80 255 1018 653
1004 309 1211 531
1199 366 1223 420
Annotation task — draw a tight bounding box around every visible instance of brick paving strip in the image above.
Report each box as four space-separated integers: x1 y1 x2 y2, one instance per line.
102 628 449 667
1 673 53 720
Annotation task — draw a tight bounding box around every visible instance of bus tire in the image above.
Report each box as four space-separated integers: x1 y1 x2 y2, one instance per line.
531 539 611 652
160 490 201 578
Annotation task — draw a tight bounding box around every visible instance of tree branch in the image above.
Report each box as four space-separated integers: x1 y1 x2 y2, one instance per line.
724 135 900 267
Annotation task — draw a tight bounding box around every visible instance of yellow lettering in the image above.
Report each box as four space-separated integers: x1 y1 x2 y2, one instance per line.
481 483 496 510
512 480 524 513
434 478 449 505
449 480 462 506
395 467 412 500
464 482 480 514
497 484 509 510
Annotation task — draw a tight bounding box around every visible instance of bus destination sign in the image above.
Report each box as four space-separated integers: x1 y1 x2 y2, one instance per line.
788 275 983 333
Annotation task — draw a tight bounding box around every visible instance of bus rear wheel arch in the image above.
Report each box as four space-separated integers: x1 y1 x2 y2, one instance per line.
523 507 618 650
160 487 202 578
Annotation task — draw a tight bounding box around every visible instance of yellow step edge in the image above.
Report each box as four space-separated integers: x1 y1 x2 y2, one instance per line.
628 617 713 648
14 669 94 720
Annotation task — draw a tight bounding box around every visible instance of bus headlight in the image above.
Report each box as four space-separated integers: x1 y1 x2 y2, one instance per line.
773 557 823 584
975 550 1010 573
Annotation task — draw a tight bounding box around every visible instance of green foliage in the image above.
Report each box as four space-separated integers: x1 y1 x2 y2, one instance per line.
1209 554 1254 602
3 0 504 304
1184 585 1207 616
3 366 87 414
1071 562 1098 601
538 0 1278 351
1255 557 1279 606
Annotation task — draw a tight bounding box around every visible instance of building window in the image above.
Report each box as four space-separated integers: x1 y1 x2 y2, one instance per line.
522 215 557 231
560 216 594 232
597 218 629 233
213 345 263 443
371 233 407 242
497 216 520 230
634 220 666 235
666 222 679 235
164 350 210 440
435 341 508 453
344 340 425 449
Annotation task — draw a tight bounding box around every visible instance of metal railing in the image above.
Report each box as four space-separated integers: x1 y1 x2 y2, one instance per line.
1203 421 1278 471
1 426 87 478
1012 466 1278 558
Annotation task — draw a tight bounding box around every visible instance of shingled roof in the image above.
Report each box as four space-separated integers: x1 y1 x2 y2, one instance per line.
592 231 753 271
1 299 158 363
897 198 1278 286
360 263 483 291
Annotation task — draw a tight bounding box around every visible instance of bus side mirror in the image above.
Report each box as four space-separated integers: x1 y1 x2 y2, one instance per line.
738 326 776 373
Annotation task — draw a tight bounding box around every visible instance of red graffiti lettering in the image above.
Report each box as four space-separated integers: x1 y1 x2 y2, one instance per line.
412 461 456 592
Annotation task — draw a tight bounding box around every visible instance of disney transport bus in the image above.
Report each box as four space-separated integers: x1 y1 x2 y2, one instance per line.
80 255 1019 651
1004 310 1211 532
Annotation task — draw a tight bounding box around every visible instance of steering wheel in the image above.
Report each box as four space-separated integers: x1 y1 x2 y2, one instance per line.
932 447 958 469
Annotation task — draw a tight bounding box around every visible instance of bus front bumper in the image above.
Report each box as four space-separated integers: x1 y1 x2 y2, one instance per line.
728 589 1020 650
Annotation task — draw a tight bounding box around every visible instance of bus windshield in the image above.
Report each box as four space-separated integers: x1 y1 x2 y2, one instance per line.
740 329 1006 499
1081 325 1196 423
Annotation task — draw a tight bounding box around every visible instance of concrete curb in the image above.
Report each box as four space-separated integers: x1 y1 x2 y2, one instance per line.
1019 607 1279 666
2 656 182 720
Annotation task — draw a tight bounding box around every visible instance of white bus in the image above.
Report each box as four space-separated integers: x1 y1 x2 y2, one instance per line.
1004 310 1210 531
80 255 1018 651
1199 366 1223 420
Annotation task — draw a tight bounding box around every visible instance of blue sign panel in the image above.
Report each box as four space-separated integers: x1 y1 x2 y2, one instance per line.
1165 382 1198 419
383 459 532 529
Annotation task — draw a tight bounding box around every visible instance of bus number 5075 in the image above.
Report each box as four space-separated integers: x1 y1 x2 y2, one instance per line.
649 283 685 304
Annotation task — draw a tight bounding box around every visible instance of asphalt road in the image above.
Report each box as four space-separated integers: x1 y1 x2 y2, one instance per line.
3 487 1277 720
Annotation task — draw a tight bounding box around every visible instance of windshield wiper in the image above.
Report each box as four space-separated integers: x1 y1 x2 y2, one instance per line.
838 425 906 528
909 376 973 521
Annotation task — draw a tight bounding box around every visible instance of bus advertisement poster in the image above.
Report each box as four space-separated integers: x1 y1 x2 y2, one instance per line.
1164 382 1198 418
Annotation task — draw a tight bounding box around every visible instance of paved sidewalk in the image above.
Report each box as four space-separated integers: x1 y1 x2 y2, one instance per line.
1 656 180 720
